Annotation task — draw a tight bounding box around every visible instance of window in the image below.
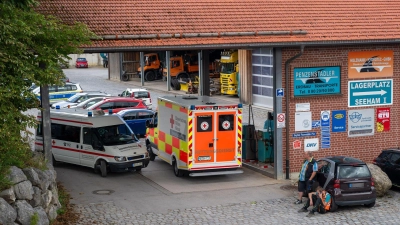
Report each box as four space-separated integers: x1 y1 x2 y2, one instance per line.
137 111 152 119
123 112 137 120
133 92 149 98
70 85 77 91
57 86 67 92
389 153 400 164
99 102 114 110
83 127 102 150
51 123 81 143
128 102 139 107
36 123 43 137
197 115 212 132
338 165 371 179
218 115 234 131
48 86 56 93
172 60 180 68
317 160 331 173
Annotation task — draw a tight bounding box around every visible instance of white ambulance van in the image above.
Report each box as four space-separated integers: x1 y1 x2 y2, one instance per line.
35 108 149 177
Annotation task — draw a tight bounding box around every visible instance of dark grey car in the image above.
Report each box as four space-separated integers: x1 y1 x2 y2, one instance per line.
315 156 376 212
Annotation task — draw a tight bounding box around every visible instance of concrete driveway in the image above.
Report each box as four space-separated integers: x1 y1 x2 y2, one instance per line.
55 156 291 214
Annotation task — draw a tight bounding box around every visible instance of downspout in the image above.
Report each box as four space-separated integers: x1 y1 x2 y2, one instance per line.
285 45 305 180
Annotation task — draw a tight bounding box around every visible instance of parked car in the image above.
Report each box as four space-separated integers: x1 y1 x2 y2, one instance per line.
315 156 376 211
51 92 110 109
118 88 152 109
117 109 155 136
373 148 400 187
87 97 147 113
31 82 83 105
75 58 88 68
71 96 116 109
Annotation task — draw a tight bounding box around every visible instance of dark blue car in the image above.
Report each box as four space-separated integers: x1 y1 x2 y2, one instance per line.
117 109 155 136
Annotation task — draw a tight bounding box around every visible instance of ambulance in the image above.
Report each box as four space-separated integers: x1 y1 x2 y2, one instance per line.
146 95 243 177
35 108 150 177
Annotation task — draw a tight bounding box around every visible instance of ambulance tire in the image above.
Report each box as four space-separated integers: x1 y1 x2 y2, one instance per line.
147 145 156 161
52 155 58 167
100 160 108 177
173 158 184 177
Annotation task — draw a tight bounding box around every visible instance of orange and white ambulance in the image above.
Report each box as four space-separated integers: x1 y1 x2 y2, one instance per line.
35 108 149 177
146 95 243 177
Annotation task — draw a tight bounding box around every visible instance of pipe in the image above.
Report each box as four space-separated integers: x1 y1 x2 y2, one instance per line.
96 30 307 40
285 45 304 180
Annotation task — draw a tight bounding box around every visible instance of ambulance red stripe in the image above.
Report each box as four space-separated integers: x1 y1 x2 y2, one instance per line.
37 116 93 125
35 142 113 158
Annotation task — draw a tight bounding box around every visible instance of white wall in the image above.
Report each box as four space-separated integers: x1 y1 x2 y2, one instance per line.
68 53 102 67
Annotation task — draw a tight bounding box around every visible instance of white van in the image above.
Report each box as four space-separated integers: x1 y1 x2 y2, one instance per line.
35 108 150 177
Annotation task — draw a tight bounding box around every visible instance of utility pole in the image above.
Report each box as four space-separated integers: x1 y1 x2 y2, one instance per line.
39 62 52 163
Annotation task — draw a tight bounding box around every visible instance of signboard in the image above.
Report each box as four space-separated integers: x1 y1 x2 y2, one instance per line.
348 109 374 137
348 79 392 107
292 132 316 138
320 111 330 127
295 111 312 131
304 138 319 151
376 108 390 132
312 120 321 128
320 111 331 148
348 50 393 78
277 113 286 128
296 103 310 112
332 110 346 132
293 66 341 96
293 140 302 150
276 88 284 97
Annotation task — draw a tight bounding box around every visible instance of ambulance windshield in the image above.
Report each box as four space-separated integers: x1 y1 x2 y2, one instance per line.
94 124 139 146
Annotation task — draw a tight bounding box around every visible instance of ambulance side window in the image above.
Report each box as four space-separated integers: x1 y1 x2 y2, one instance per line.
219 115 234 131
197 115 212 132
36 124 43 137
83 127 102 150
50 124 80 143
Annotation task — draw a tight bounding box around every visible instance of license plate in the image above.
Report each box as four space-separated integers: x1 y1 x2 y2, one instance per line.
133 162 143 167
349 183 364 188
198 156 211 161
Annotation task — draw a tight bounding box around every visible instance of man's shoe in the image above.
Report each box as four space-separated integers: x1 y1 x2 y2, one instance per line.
294 200 303 204
298 208 308 213
306 212 315 217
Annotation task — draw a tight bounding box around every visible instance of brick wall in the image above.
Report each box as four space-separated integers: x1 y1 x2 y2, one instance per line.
281 45 400 176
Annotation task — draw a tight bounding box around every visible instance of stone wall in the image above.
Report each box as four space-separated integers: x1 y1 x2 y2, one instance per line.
0 165 61 225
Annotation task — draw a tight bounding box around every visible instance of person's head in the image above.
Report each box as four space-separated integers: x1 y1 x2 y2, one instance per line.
304 151 313 160
316 186 323 192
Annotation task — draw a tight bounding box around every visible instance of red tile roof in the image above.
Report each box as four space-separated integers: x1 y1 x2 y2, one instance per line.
36 0 400 50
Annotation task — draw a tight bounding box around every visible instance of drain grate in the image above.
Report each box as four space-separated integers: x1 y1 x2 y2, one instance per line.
92 190 115 195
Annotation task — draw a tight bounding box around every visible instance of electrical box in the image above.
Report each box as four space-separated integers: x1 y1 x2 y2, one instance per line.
257 129 274 163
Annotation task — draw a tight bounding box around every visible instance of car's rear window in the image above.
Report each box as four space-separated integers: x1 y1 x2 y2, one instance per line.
133 92 149 98
338 165 371 179
77 58 87 61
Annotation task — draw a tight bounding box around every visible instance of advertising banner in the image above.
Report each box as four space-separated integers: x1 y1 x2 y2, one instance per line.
376 108 390 132
348 50 393 78
293 66 341 96
332 110 346 132
348 109 374 137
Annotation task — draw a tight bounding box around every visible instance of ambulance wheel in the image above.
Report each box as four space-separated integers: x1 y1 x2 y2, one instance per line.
100 160 108 177
147 145 156 161
173 158 184 177
52 155 58 167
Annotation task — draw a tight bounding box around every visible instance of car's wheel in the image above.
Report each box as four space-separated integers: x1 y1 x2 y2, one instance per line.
330 196 338 212
100 160 108 177
173 158 184 177
145 71 156 81
365 201 375 208
122 73 129 81
147 145 156 161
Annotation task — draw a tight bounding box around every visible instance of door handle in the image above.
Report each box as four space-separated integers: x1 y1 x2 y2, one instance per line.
76 144 79 148
81 145 83 149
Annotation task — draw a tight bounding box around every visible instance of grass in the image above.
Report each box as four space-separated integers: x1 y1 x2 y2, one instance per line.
30 212 39 225
51 182 80 225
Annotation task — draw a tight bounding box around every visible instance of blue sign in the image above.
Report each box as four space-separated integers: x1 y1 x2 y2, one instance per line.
293 66 341 96
292 132 316 138
321 111 330 127
348 79 393 107
312 120 321 128
276 88 284 97
332 110 346 132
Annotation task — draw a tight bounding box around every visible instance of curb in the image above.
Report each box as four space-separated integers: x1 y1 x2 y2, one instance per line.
242 162 274 179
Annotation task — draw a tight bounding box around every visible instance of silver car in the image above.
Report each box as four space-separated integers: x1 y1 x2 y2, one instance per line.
52 92 110 109
70 96 117 109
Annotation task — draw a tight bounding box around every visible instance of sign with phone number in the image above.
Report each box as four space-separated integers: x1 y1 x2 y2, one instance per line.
293 66 341 97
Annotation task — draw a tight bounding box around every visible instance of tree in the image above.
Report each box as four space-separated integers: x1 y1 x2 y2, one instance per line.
0 0 95 189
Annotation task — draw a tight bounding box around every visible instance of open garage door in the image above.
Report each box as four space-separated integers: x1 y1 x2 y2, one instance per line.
252 48 273 108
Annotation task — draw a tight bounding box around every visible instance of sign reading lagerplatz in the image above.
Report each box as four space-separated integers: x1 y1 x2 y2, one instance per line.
293 66 341 96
